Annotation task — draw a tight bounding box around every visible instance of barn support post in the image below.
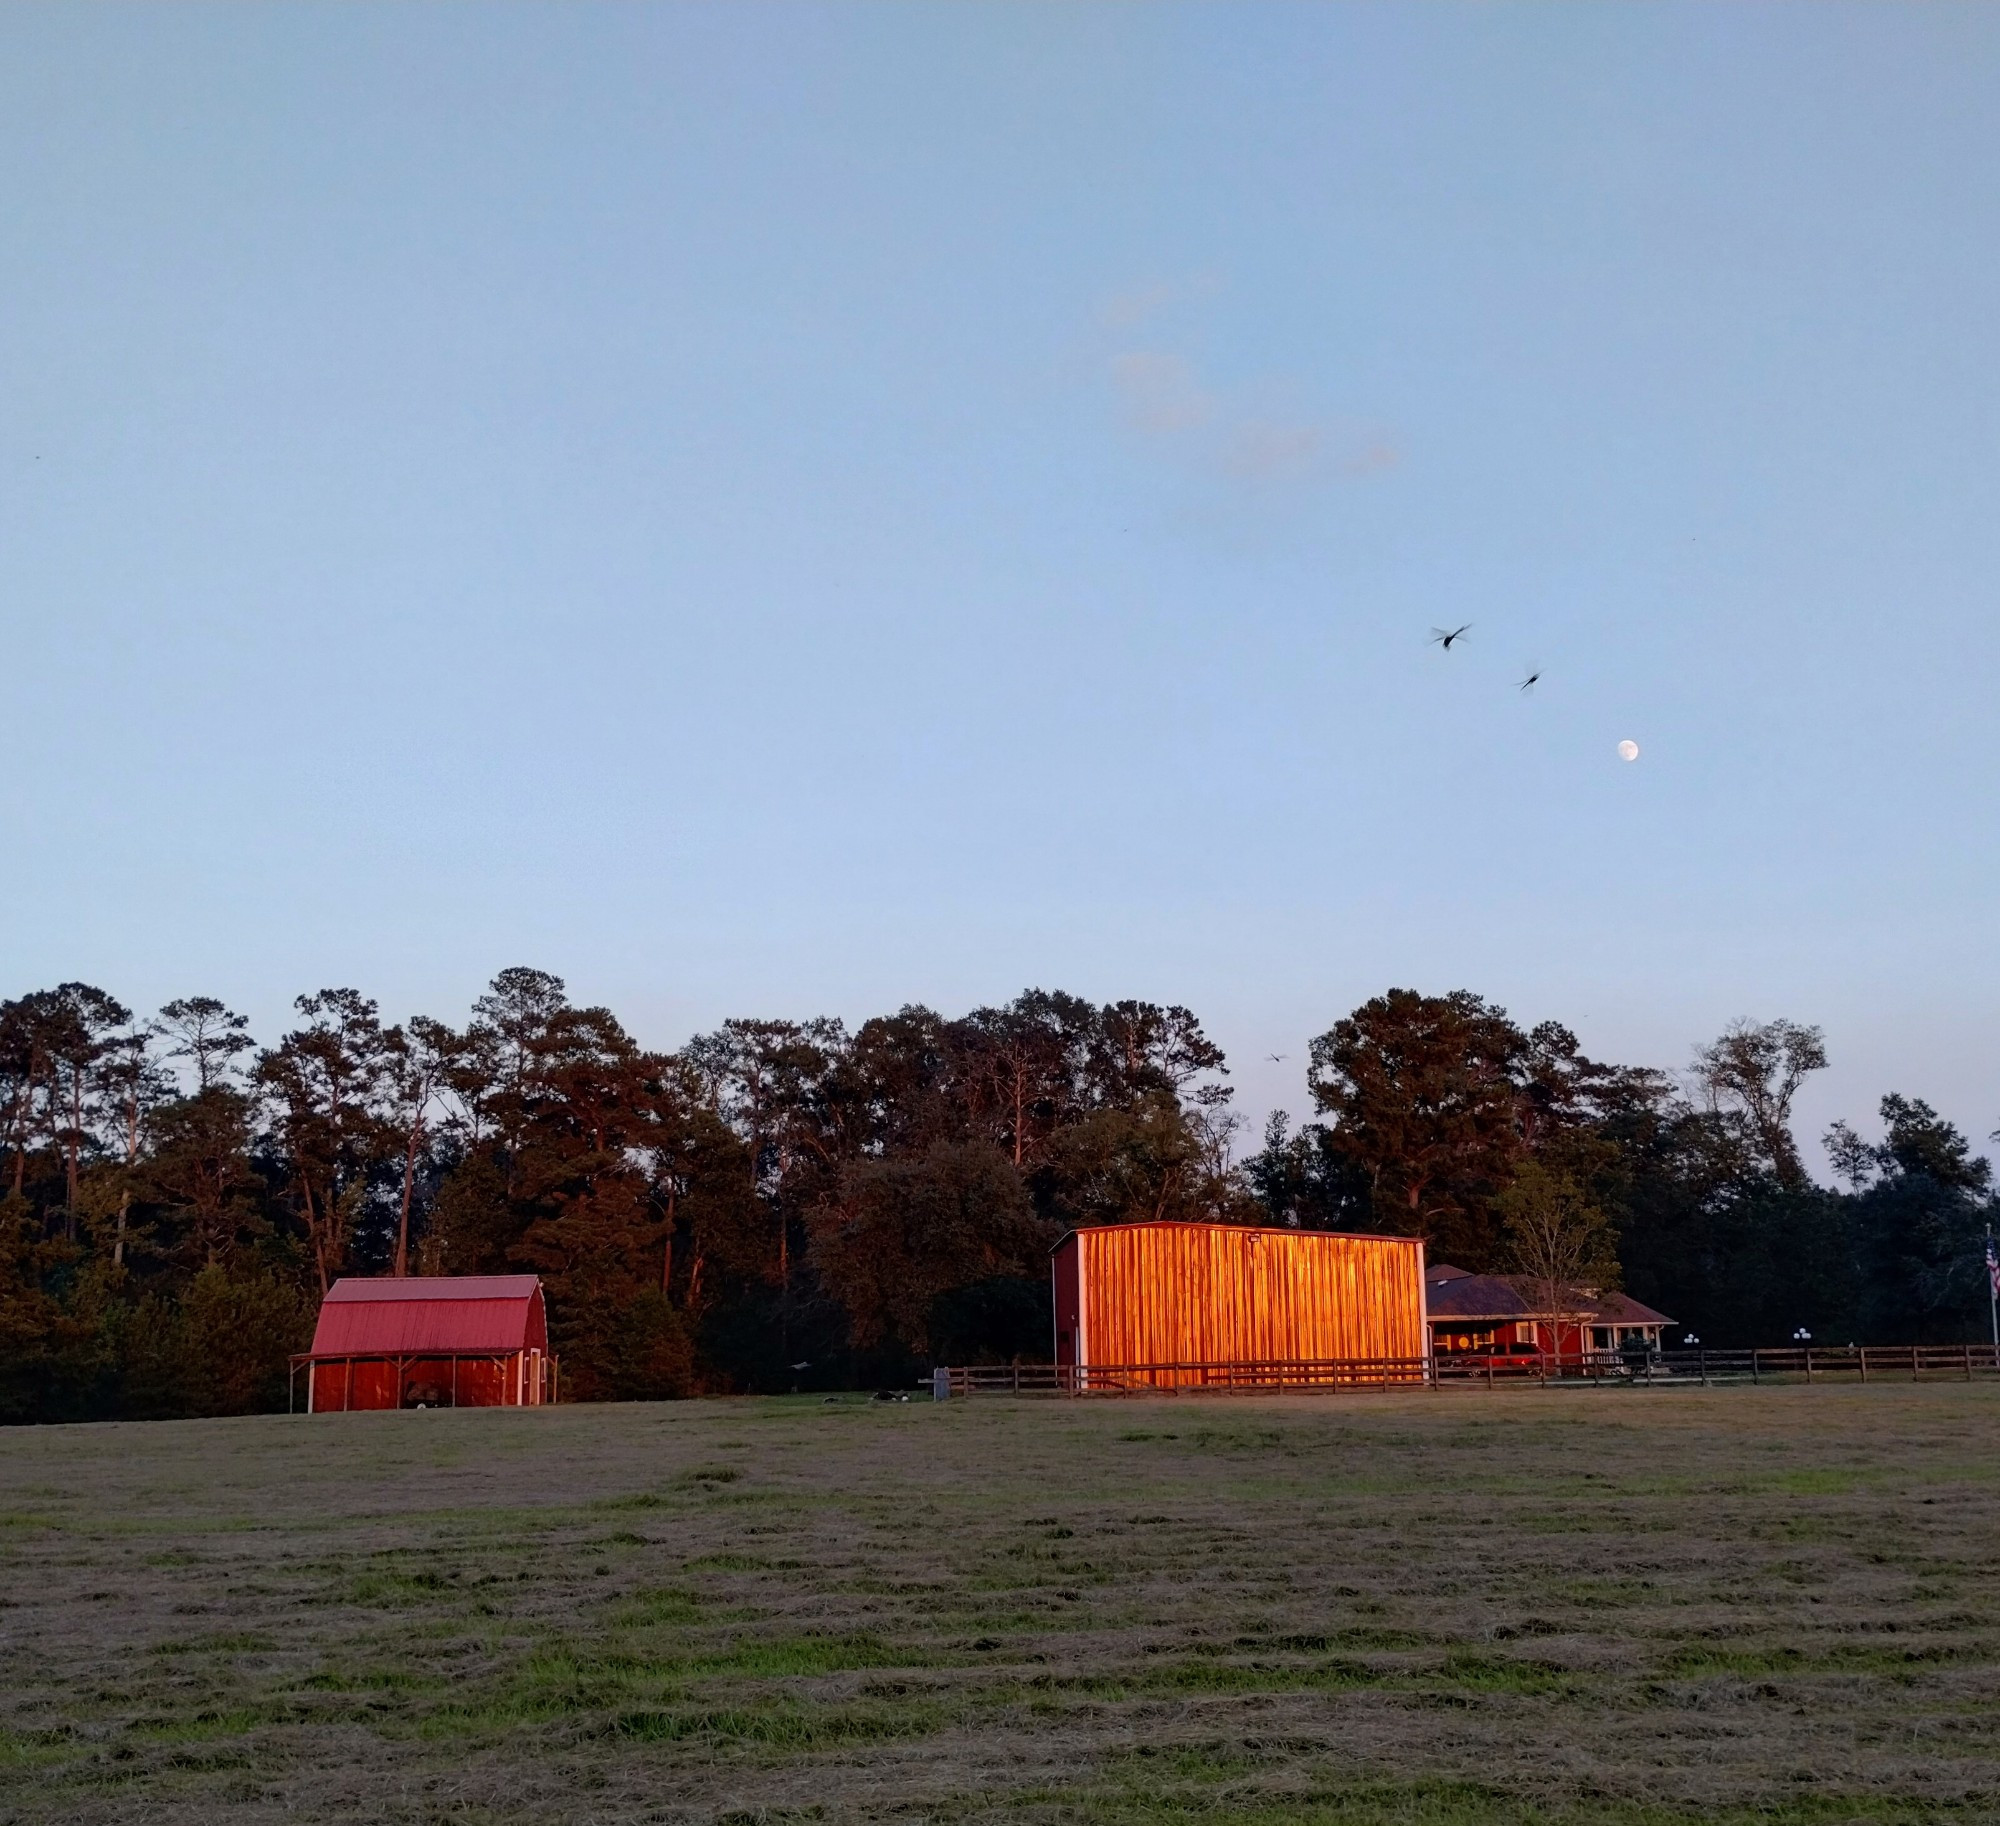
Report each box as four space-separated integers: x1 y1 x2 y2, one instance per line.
344 1357 355 1411
451 1356 458 1407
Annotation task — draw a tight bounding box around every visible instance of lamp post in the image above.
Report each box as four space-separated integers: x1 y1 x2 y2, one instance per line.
1985 1226 1998 1355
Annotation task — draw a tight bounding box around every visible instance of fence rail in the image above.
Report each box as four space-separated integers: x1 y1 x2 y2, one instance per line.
940 1342 2000 1398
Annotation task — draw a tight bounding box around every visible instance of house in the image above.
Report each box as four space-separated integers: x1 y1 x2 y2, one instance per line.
292 1275 557 1411
1424 1263 1674 1358
1052 1222 1428 1386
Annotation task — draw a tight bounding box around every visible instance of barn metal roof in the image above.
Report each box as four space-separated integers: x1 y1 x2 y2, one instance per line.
1051 1221 1423 1253
308 1276 548 1357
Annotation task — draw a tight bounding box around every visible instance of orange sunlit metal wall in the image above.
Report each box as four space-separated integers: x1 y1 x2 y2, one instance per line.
1051 1222 1427 1383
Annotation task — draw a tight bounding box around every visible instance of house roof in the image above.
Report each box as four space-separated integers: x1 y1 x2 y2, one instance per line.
1424 1269 1673 1328
1581 1288 1676 1328
1426 1273 1552 1322
1425 1264 1472 1284
307 1276 548 1357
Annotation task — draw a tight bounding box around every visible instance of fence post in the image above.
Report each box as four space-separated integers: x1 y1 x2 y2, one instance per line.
1966 1344 1974 1382
1698 1349 1707 1387
1751 1350 1760 1385
1859 1347 1868 1384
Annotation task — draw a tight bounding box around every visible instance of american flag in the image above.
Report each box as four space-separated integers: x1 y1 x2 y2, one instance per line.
1988 1234 2000 1300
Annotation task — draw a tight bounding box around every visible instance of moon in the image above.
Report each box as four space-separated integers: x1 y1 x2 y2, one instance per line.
1617 739 1640 762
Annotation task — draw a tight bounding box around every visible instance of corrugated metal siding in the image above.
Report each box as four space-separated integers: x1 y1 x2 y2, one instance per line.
312 1359 399 1411
312 1356 518 1411
308 1278 547 1355
1074 1223 1425 1377
1052 1239 1082 1366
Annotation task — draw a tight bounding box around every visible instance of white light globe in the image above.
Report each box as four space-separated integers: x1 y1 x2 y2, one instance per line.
1617 739 1639 762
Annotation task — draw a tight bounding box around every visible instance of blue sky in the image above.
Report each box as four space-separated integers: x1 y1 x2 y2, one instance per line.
4 4 1997 1168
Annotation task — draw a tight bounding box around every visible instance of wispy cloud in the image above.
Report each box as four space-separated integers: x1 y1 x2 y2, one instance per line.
1220 418 1324 482
1109 351 1215 436
1097 272 1222 332
1104 345 1396 489
1089 276 1397 496
1335 435 1400 478
1098 281 1177 331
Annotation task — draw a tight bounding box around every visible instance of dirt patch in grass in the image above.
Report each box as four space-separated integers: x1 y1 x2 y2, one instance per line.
1 1386 1998 1821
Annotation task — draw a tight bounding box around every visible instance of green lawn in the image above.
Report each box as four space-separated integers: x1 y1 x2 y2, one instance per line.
2 1383 1997 1823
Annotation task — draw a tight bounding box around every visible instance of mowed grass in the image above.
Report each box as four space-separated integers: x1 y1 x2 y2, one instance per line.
1 1386 1998 1823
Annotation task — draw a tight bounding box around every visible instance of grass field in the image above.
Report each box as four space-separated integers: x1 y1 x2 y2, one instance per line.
2 1384 1998 1825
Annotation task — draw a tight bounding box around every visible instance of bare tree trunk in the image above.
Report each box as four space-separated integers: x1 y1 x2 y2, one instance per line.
65 1067 83 1235
115 1082 140 1269
10 1075 30 1197
300 1172 330 1293
395 1111 423 1277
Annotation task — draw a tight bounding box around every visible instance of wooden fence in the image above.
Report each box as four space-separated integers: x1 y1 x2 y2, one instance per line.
940 1342 2000 1397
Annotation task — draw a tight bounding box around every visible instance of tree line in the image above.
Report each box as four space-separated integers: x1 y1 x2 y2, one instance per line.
2 973 1993 1420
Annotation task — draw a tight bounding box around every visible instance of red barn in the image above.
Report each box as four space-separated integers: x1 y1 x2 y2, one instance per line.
1052 1222 1428 1387
293 1275 557 1412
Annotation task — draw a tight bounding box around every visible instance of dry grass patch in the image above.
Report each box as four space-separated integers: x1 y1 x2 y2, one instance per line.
0 1385 1997 1822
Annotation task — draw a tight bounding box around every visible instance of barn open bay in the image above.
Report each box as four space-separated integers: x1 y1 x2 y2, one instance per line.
3 1388 1998 1825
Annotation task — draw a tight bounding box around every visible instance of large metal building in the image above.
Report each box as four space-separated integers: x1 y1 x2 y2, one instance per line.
293 1275 557 1412
1051 1222 1427 1387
